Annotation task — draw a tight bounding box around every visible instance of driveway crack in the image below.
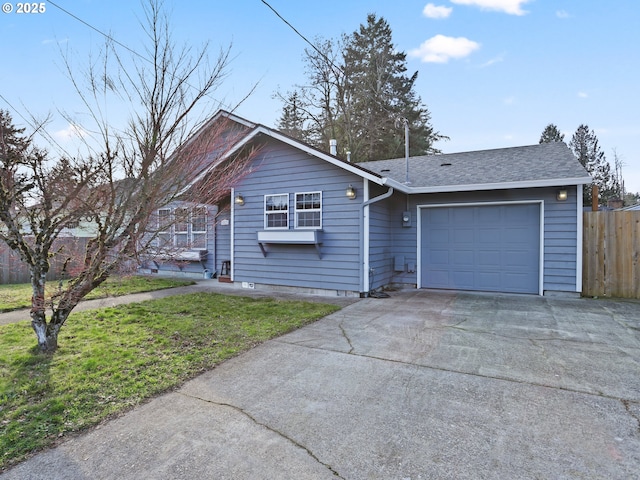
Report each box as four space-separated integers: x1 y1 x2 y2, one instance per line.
338 319 354 354
179 392 344 478
621 399 640 433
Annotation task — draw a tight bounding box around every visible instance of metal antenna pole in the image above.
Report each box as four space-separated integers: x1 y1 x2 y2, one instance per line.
404 118 410 184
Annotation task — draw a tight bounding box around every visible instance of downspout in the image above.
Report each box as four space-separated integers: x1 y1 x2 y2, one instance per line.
230 187 235 282
362 186 394 208
362 185 394 294
576 185 583 294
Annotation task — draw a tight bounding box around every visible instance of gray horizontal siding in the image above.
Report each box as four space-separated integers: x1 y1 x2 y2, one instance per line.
542 186 578 291
368 183 394 290
215 211 231 276
232 140 364 292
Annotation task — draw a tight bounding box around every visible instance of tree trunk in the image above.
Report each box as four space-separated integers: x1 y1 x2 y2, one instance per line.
31 308 71 353
30 310 59 353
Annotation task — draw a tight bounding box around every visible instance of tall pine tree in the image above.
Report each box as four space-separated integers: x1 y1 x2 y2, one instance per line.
569 124 618 205
276 14 444 162
342 14 442 161
539 123 564 143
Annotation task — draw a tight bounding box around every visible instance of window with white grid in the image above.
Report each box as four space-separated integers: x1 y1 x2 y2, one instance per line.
295 191 322 228
264 194 289 229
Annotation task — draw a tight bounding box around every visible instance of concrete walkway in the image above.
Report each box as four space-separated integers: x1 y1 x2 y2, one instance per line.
0 279 358 326
1 288 639 479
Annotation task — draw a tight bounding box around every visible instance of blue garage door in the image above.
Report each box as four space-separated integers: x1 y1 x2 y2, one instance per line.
420 203 540 294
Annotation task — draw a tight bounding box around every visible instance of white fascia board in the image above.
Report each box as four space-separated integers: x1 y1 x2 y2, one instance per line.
404 176 593 194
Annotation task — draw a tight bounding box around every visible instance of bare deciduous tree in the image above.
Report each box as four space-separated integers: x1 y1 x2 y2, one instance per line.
0 0 255 353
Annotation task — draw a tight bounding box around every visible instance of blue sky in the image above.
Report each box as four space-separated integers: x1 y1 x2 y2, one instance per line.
2 0 639 193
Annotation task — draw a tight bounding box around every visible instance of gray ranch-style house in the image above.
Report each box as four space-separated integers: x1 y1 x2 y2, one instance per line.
141 110 591 297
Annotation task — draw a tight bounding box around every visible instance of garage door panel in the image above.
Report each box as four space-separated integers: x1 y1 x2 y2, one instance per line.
429 249 449 265
503 272 534 291
503 226 533 243
477 272 501 289
454 250 474 266
428 228 449 243
506 204 538 221
452 228 474 244
478 249 501 266
478 228 500 243
504 249 532 267
429 270 450 287
477 207 501 222
453 208 475 222
429 209 450 224
421 204 540 294
452 271 475 289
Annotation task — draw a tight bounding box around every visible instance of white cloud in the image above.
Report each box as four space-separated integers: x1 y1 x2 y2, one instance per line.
578 91 589 98
422 3 453 19
556 10 570 19
409 35 480 63
503 96 516 105
450 0 531 15
53 123 88 142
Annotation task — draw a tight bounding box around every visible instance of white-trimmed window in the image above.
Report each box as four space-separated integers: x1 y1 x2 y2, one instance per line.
191 207 207 249
155 206 207 249
264 194 289 229
174 208 189 248
157 208 172 248
295 191 322 228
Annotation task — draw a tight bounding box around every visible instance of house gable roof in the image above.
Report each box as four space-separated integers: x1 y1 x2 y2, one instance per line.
182 111 591 196
183 113 388 192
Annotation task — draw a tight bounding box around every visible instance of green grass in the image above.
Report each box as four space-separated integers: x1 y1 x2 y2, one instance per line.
0 292 340 470
0 276 195 312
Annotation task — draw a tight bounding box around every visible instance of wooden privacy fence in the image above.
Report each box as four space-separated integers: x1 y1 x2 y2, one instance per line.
583 211 640 298
0 237 90 285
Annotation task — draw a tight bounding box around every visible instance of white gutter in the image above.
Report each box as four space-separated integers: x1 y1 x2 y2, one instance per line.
362 186 395 207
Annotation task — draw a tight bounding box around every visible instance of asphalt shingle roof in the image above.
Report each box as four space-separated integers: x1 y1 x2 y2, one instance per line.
358 142 590 190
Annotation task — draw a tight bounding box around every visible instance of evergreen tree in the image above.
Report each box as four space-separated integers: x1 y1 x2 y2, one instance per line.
275 14 444 162
539 123 564 143
342 14 443 161
276 91 311 143
569 124 618 205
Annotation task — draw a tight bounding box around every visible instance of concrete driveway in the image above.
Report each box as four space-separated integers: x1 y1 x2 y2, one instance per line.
2 289 639 479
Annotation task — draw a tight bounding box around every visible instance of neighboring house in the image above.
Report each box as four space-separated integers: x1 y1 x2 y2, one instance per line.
141 110 592 297
619 203 640 211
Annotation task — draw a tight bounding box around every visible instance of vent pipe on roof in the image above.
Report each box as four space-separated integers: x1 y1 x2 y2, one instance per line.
346 151 351 162
329 139 337 156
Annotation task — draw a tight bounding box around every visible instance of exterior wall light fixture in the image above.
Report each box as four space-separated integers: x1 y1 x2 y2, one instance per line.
346 185 356 199
234 194 245 206
556 189 568 201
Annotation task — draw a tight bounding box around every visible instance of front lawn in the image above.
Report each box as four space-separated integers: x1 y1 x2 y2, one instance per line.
0 276 195 312
0 292 341 471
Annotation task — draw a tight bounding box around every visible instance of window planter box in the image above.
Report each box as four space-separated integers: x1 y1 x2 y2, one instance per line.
257 230 323 258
